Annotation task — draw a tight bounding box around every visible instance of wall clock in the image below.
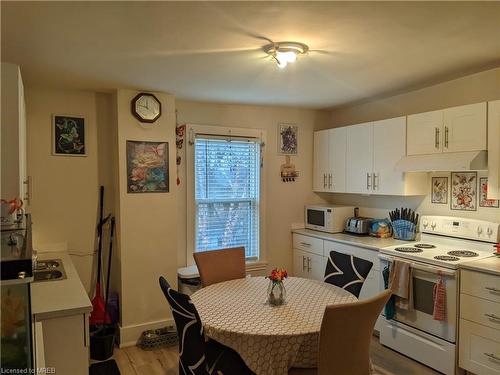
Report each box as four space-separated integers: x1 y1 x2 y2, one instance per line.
131 93 162 123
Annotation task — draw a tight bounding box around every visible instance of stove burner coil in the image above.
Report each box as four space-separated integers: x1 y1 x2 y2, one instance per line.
414 243 436 249
434 255 460 261
447 250 479 257
394 247 423 253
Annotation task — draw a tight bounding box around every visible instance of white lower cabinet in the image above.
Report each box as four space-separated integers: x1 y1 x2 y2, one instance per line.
459 270 500 374
40 312 90 375
293 248 326 281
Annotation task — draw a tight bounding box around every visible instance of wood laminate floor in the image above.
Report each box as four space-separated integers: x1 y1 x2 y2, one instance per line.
113 336 440 375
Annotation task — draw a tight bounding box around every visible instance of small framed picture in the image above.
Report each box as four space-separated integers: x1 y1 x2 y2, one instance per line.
52 115 86 156
126 140 169 193
479 177 499 208
278 123 298 155
451 172 477 211
431 176 448 204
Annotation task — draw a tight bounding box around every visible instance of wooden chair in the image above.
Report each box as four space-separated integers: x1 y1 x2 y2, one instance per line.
289 290 392 375
193 247 246 287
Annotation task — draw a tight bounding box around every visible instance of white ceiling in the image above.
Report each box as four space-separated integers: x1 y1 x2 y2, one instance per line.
2 1 500 109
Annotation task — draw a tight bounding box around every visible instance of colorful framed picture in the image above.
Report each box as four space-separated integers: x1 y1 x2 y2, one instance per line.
126 140 169 193
278 123 298 155
52 115 86 156
431 176 448 204
451 172 477 211
479 177 499 208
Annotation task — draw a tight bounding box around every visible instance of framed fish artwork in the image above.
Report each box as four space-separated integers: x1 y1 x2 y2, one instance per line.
52 115 86 156
126 140 169 193
451 172 477 211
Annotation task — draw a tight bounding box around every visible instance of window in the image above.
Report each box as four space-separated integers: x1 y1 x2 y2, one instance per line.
194 135 260 260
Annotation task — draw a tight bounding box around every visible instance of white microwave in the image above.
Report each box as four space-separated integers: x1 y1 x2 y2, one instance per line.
304 205 354 233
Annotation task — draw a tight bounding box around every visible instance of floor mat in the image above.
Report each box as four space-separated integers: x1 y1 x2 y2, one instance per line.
89 359 121 375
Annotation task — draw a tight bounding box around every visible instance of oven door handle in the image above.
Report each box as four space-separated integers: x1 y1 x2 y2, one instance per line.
378 254 457 277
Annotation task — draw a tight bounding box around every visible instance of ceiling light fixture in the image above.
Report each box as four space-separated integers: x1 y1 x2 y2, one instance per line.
264 41 309 69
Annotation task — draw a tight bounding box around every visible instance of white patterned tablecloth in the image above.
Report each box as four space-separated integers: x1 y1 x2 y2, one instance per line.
191 276 357 375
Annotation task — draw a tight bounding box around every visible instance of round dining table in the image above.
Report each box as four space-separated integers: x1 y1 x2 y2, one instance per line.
191 276 357 375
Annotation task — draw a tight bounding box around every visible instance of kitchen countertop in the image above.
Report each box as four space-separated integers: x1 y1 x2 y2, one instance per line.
292 228 412 251
460 256 500 277
31 252 92 320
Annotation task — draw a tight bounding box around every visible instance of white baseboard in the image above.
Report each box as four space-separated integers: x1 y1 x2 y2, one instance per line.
118 318 175 348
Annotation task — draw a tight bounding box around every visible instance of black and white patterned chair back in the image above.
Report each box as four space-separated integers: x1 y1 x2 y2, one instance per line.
324 251 373 298
159 277 209 375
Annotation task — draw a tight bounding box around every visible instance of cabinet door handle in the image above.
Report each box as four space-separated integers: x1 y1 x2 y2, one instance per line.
373 173 378 190
435 128 440 149
484 313 500 322
483 353 500 362
485 286 500 293
366 173 372 190
302 256 306 272
300 242 311 247
307 257 311 272
444 126 449 148
328 174 332 189
323 174 327 188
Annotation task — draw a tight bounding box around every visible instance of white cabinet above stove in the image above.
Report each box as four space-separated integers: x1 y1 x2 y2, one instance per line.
407 102 487 156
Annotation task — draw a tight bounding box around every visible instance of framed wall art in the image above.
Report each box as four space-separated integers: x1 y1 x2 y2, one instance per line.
126 140 169 193
52 115 86 156
278 123 298 155
451 172 477 211
479 177 499 208
431 176 448 204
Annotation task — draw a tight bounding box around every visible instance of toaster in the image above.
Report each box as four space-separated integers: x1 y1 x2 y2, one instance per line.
344 217 373 235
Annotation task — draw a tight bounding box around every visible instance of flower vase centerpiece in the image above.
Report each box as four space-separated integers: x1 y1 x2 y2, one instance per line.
266 268 288 306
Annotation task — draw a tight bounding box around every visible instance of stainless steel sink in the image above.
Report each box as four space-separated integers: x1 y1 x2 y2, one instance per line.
34 259 66 282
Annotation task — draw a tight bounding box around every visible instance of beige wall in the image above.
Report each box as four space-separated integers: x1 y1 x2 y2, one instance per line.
176 100 329 272
25 88 104 293
114 89 178 346
319 67 500 129
320 67 500 223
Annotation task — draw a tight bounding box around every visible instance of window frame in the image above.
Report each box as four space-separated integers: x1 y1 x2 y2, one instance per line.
186 124 266 267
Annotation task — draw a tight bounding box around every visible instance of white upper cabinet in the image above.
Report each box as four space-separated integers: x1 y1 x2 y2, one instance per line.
313 129 330 192
373 117 407 195
407 110 443 155
313 127 346 193
346 122 373 193
329 127 347 192
407 103 487 156
443 102 487 153
487 100 500 200
1 63 28 202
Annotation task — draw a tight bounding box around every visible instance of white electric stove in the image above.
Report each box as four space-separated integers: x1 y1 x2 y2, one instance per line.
378 216 499 375
381 215 498 269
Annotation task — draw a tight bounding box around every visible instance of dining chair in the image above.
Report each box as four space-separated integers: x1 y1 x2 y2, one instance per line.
158 277 254 375
193 247 246 287
289 289 392 375
324 251 373 298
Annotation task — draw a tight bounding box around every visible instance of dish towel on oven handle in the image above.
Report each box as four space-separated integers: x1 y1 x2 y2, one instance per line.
382 265 395 320
389 260 414 311
433 276 446 321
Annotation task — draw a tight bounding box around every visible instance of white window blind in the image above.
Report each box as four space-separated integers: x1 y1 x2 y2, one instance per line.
194 135 260 260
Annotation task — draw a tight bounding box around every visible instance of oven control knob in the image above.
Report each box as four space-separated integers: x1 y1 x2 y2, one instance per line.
422 220 428 229
431 221 436 230
487 227 493 236
477 226 483 235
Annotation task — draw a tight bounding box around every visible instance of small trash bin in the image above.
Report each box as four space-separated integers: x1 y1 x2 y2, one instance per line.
178 265 201 295
90 325 116 361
